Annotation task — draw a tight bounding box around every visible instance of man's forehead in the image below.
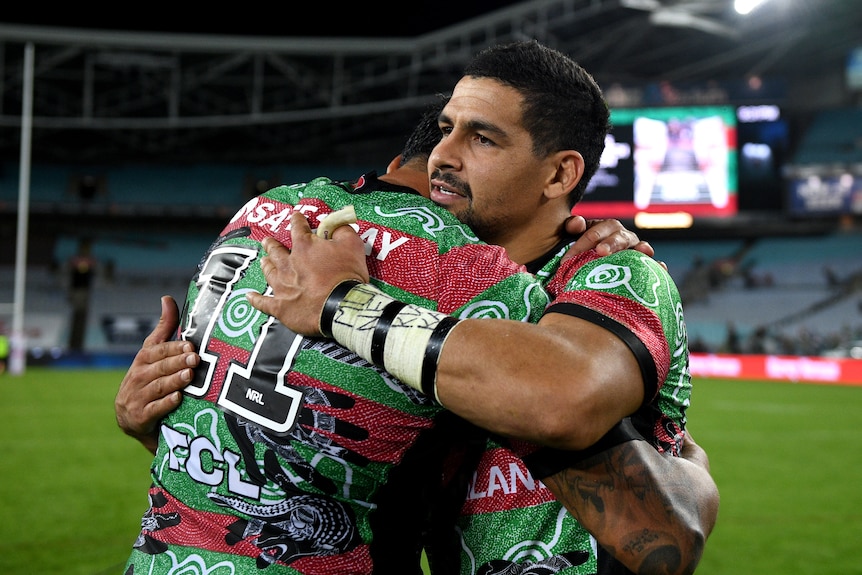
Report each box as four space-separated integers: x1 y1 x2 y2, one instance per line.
443 77 525 128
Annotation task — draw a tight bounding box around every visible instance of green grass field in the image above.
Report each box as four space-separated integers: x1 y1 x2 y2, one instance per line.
1 368 861 574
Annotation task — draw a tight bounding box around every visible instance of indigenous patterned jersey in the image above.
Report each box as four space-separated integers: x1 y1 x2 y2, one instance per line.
450 245 692 575
124 174 551 575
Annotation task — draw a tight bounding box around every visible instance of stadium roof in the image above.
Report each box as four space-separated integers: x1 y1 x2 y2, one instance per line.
1 0 859 165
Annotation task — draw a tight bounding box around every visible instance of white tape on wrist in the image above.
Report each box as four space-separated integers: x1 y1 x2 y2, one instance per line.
321 281 458 402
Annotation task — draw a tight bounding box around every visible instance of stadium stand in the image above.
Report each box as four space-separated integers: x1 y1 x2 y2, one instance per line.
791 108 862 166
673 230 862 354
0 161 363 213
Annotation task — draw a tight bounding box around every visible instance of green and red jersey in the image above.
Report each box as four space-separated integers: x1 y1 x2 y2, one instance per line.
124 173 550 574
447 247 692 575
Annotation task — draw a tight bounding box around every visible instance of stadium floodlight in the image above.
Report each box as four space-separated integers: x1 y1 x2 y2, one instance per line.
735 0 768 15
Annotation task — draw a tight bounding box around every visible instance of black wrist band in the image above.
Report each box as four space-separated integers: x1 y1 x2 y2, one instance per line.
320 280 362 338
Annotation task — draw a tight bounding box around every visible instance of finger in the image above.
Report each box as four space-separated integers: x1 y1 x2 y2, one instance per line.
259 254 274 284
151 348 199 381
145 391 184 421
317 205 357 239
123 352 194 410
246 291 273 317
632 240 656 258
142 296 181 348
330 220 361 242
563 215 587 236
260 236 290 260
564 223 618 259
135 340 194 366
148 363 194 400
258 241 288 287
597 229 637 256
124 343 195 413
290 210 313 242
330 224 368 264
588 218 624 241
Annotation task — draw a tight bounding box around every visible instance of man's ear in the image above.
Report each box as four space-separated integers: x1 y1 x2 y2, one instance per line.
545 150 584 200
385 154 404 174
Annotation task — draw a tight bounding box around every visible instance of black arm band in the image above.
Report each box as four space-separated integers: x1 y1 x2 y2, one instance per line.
370 300 407 366
546 302 658 405
320 280 362 338
521 418 644 480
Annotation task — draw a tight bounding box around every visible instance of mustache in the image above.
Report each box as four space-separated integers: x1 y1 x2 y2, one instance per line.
430 169 471 198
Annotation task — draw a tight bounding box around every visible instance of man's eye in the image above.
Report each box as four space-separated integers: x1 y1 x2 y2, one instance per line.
477 134 493 145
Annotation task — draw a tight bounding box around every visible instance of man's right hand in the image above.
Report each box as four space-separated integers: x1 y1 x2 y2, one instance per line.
563 216 667 270
115 296 199 454
247 211 369 337
564 216 654 259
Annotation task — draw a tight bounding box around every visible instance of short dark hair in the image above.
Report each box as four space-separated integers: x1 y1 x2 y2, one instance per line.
463 40 610 207
400 95 448 163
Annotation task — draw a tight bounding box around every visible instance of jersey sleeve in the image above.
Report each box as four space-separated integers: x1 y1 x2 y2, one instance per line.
544 249 691 454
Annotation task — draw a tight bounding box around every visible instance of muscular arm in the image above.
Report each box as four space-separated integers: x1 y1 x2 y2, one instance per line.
435 218 655 448
433 308 644 449
249 212 643 449
542 431 719 575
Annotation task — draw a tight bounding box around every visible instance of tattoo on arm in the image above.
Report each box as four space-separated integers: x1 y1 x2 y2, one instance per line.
542 440 706 575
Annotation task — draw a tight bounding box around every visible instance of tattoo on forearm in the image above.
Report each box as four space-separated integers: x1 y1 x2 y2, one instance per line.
543 440 705 575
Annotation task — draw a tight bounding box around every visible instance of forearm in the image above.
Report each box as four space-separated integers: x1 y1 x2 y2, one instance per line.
541 441 719 575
